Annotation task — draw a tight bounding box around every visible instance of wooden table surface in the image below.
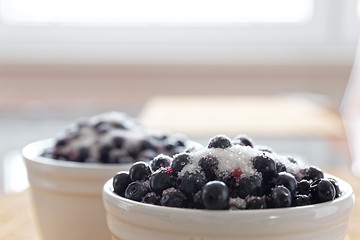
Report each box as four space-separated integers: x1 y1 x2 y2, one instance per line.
0 168 358 240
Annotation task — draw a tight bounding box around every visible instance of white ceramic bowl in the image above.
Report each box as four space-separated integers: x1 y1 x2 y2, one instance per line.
23 139 133 240
103 175 354 240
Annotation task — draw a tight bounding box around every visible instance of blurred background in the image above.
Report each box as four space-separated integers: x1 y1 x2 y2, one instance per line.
1 0 360 193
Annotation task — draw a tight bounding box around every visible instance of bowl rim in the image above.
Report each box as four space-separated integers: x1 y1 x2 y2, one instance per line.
22 138 130 170
103 173 354 216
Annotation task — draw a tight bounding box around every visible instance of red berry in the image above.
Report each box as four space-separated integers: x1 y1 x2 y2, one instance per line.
232 168 242 181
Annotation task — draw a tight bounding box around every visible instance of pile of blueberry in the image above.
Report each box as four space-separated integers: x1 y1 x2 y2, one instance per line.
42 112 197 164
113 134 341 210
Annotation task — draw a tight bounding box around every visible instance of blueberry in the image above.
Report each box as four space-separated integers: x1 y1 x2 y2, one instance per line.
139 139 157 151
287 156 298 164
270 186 292 208
150 168 174 193
232 135 254 147
171 153 190 175
238 175 262 198
220 176 238 198
111 121 127 129
201 181 230 210
129 162 151 181
193 190 205 209
199 155 219 180
113 136 125 149
293 195 311 206
310 179 335 203
175 139 186 147
297 179 311 195
275 161 286 173
93 120 105 130
55 137 69 147
142 192 161 205
178 171 207 196
150 154 172 172
113 172 131 197
124 181 148 202
160 187 187 208
95 122 111 134
163 137 179 152
328 178 341 198
261 176 276 195
77 147 89 162
127 148 139 160
207 135 232 149
251 154 276 178
304 166 324 181
274 172 297 195
245 196 267 209
99 145 112 163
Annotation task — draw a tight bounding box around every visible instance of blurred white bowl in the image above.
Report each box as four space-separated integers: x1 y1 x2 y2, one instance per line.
103 175 354 240
23 139 132 240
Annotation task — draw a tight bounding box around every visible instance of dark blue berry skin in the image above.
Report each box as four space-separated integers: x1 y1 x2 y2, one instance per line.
193 190 205 209
99 145 112 163
111 121 127 129
232 135 254 147
96 122 112 134
171 153 190 175
77 147 89 162
293 195 311 207
238 175 262 198
310 179 335 203
208 135 232 149
328 178 341 198
113 172 131 197
261 177 276 195
160 188 187 208
129 162 151 181
163 137 184 152
304 166 324 181
287 156 297 164
270 186 292 208
139 139 158 151
274 172 297 195
178 171 207 196
124 181 149 202
113 136 125 149
275 161 286 173
201 181 230 210
252 154 277 178
297 179 311 195
150 155 172 172
245 196 267 209
142 192 161 205
199 155 219 180
55 137 68 147
150 168 174 193
175 139 186 147
221 176 238 198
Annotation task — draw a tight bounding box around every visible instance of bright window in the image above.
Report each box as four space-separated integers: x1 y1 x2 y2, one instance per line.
0 1 358 65
1 0 313 26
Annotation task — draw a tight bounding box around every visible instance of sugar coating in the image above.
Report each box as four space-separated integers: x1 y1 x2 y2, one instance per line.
229 197 246 210
47 111 197 163
179 144 303 179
